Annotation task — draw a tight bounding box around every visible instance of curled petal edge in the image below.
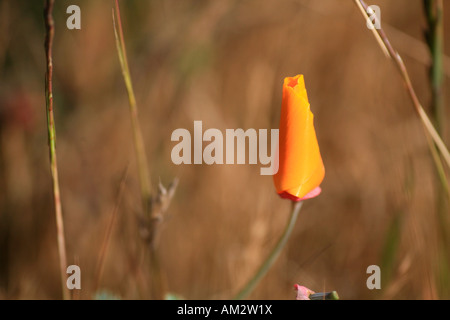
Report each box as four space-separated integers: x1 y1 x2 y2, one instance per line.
278 186 322 202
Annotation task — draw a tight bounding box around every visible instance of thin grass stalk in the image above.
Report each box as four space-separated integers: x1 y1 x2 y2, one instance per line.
94 166 129 292
112 0 152 216
233 201 303 300
354 0 450 194
112 1 169 299
423 0 449 205
424 0 445 134
44 0 69 300
424 0 450 298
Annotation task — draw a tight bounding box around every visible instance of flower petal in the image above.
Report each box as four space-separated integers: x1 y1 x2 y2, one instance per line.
294 284 315 300
273 75 325 200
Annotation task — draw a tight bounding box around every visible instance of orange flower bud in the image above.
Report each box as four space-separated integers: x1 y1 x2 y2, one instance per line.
273 75 325 201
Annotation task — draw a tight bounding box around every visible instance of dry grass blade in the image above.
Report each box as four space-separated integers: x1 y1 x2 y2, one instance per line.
354 0 390 58
112 1 180 299
353 0 450 190
112 0 152 216
44 0 69 300
94 166 129 292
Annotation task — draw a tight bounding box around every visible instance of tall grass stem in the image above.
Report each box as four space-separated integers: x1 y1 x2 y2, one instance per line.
354 0 450 193
112 0 152 216
94 166 129 292
44 0 69 300
424 0 445 134
424 0 450 298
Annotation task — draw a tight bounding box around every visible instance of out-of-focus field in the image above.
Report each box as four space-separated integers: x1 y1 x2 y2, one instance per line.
0 0 449 300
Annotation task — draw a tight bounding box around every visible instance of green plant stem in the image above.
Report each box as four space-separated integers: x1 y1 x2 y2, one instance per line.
310 291 340 300
113 1 169 299
424 0 445 134
424 0 450 298
424 0 449 200
44 0 69 300
113 0 152 216
234 201 303 300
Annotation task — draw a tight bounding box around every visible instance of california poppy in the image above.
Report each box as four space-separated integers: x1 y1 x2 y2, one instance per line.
273 75 325 201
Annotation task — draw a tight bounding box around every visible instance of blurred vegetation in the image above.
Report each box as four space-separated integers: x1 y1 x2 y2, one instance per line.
0 0 449 299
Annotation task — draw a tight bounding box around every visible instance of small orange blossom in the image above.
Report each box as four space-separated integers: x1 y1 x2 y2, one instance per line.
273 75 325 201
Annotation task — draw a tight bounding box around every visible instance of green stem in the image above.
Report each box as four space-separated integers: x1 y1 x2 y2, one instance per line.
424 0 447 195
234 201 303 300
310 291 340 300
113 0 152 216
424 0 450 298
424 0 444 133
113 1 169 299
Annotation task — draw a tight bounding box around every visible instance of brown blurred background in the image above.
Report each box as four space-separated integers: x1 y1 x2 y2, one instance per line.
0 0 449 300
